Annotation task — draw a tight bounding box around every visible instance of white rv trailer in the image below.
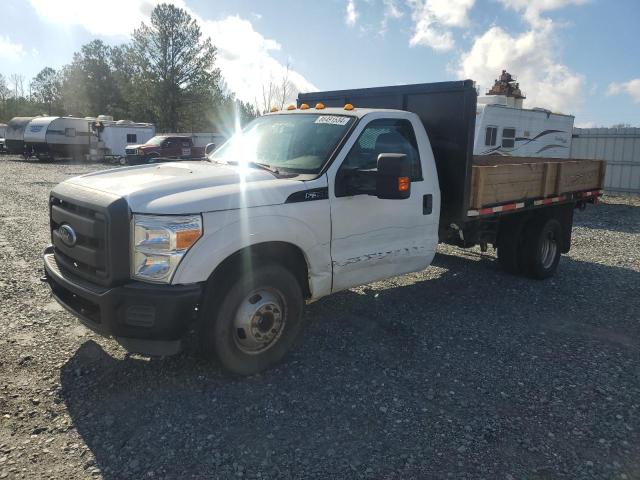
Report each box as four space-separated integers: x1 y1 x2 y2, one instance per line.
473 96 574 158
5 117 35 154
96 120 156 158
24 116 94 160
472 71 574 158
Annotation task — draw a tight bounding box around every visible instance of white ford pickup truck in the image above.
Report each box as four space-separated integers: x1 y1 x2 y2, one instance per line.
42 81 604 374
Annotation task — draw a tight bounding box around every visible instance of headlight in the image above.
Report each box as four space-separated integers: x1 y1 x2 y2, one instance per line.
132 214 202 283
137 148 144 155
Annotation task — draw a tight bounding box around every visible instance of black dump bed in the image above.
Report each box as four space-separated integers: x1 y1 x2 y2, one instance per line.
298 80 477 229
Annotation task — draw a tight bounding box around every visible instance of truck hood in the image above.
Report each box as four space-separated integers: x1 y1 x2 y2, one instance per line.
64 161 307 214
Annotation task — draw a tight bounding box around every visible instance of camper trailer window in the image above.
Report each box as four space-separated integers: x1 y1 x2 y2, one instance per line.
502 128 516 148
485 126 497 146
65 128 76 137
127 134 137 143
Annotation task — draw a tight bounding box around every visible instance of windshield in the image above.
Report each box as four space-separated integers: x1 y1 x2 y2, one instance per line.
210 113 355 173
144 136 167 146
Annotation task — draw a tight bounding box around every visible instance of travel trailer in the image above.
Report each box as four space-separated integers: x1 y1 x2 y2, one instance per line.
24 116 94 160
92 119 156 159
5 117 34 154
473 71 574 158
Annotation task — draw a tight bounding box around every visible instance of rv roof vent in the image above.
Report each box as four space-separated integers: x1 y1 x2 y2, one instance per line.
116 119 134 125
97 115 114 121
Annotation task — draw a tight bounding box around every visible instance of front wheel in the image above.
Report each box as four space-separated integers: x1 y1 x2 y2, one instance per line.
200 263 304 375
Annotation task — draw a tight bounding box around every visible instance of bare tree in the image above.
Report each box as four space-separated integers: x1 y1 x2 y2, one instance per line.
9 74 25 98
0 74 10 103
261 75 275 114
278 62 298 110
258 63 299 114
0 74 10 118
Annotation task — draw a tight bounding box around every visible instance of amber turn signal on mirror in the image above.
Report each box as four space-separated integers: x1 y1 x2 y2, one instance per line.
398 176 410 192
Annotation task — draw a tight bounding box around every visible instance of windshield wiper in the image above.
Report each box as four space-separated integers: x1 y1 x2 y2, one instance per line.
225 160 280 176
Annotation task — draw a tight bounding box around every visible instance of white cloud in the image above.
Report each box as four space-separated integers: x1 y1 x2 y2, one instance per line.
383 0 404 21
28 0 176 37
202 16 317 104
607 79 640 104
456 0 587 114
346 0 359 27
28 0 316 106
0 35 26 61
380 0 404 33
498 0 588 25
408 0 475 51
457 23 584 113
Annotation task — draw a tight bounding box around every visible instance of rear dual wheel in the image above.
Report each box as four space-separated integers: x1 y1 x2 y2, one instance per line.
497 215 562 279
522 217 562 279
497 217 526 274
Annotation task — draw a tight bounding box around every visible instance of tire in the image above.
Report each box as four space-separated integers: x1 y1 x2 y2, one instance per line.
497 215 526 274
118 156 128 166
147 154 160 164
200 263 304 375
521 217 562 279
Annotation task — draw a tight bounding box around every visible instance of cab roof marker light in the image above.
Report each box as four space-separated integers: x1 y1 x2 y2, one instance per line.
300 103 310 110
270 107 278 112
315 102 325 110
287 104 296 110
344 103 354 111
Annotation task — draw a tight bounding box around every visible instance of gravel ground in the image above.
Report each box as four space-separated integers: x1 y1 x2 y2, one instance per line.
0 155 639 479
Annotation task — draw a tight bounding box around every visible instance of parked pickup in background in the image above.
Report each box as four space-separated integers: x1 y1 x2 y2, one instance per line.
124 135 208 164
42 80 605 376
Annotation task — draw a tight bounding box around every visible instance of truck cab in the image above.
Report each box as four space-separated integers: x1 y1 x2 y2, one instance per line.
43 106 439 373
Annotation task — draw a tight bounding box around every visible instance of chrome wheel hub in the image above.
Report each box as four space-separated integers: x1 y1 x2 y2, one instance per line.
233 289 285 354
540 231 558 269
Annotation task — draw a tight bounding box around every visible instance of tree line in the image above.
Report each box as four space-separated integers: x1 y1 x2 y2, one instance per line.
0 4 260 133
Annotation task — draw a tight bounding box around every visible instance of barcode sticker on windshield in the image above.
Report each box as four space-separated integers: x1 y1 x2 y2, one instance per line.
314 116 350 126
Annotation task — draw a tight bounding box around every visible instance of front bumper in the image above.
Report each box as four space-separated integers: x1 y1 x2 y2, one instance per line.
42 245 203 355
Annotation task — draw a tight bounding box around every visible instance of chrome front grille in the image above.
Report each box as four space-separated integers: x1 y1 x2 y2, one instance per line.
51 197 108 281
49 187 130 287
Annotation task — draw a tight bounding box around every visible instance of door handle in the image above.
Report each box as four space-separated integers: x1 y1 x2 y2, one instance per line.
423 194 433 215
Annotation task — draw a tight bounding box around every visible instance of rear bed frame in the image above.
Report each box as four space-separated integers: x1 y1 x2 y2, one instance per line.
468 156 606 218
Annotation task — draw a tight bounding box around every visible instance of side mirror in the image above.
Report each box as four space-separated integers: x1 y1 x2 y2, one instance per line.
204 143 216 155
376 153 411 199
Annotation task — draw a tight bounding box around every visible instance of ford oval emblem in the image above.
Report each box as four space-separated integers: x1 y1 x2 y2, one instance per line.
59 224 77 247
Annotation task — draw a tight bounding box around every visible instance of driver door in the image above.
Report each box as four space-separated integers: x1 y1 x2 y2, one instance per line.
328 115 438 292
163 138 180 158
